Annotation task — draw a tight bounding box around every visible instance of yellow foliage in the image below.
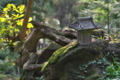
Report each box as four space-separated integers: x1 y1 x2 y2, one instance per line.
27 23 34 28
0 17 6 22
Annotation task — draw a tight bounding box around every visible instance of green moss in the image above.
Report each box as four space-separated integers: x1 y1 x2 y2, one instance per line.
0 74 6 78
41 41 77 72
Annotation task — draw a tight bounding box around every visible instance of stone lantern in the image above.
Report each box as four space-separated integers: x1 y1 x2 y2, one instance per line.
69 16 101 45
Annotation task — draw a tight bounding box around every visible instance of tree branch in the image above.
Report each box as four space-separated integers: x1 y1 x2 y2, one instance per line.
16 21 107 68
19 0 34 41
23 53 43 71
16 21 73 67
32 21 74 46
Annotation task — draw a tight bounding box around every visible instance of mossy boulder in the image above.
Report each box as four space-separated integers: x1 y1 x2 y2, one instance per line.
41 40 109 80
41 41 77 72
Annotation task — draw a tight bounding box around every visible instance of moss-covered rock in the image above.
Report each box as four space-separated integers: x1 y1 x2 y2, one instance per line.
41 41 77 72
41 40 110 80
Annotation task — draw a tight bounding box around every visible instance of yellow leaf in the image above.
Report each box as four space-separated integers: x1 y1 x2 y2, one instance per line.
12 41 20 46
0 17 6 22
9 25 13 28
12 42 17 46
4 14 9 18
3 8 8 13
12 63 15 65
17 5 25 13
19 14 24 18
12 14 19 17
9 40 12 43
10 30 13 33
28 17 32 22
27 23 33 28
26 29 31 34
7 4 16 10
7 20 11 23
20 5 25 10
15 28 19 32
16 20 23 26
0 38 4 42
11 4 17 10
7 4 12 8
